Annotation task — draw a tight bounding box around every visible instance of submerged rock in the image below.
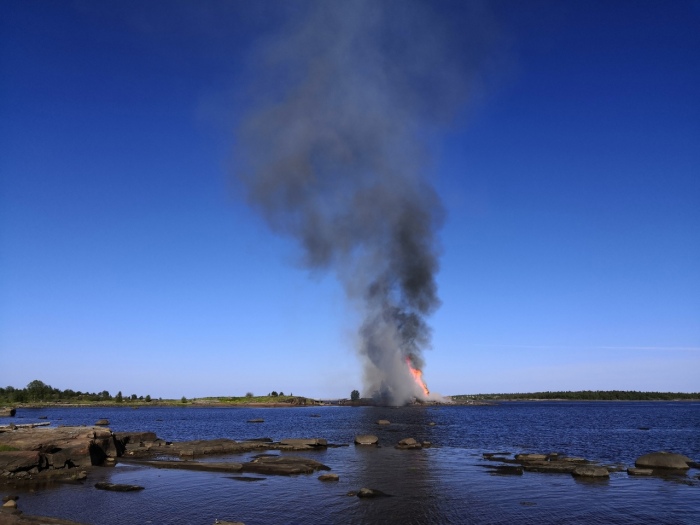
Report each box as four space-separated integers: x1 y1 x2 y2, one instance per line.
94 482 144 492
628 467 654 476
94 419 109 426
376 420 390 425
357 487 391 498
247 419 264 423
278 438 328 450
242 455 330 475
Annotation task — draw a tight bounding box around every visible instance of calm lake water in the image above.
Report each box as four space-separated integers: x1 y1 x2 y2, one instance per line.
2 402 699 524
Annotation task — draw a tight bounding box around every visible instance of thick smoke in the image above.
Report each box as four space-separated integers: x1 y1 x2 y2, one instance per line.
236 1 476 404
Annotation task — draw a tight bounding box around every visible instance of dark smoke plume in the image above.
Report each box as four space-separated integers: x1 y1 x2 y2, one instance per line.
235 1 484 404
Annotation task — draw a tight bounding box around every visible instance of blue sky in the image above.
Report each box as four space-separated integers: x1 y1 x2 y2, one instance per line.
1 1 698 399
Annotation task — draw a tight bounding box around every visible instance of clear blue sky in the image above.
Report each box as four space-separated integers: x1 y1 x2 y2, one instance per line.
1 0 698 399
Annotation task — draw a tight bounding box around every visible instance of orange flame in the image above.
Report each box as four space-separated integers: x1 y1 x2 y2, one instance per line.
406 358 430 398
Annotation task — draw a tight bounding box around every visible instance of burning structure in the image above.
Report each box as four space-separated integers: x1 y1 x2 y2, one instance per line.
235 1 477 405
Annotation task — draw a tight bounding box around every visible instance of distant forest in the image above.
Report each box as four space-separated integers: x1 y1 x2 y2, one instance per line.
453 390 700 401
0 380 153 404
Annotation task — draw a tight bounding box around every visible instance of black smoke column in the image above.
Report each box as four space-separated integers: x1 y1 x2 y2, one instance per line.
235 0 481 404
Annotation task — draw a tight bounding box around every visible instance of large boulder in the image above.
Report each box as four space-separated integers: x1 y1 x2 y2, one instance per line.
354 435 379 445
635 452 691 470
0 408 16 417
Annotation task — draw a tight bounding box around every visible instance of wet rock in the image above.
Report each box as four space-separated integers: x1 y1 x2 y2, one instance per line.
357 487 391 498
318 473 339 481
482 465 523 475
2 499 17 509
515 453 547 462
94 419 109 426
354 435 378 445
279 438 328 450
376 420 390 425
572 466 609 478
0 408 16 417
0 451 41 473
242 456 330 475
638 427 650 431
247 419 264 423
130 460 243 473
628 467 654 476
422 441 432 448
522 461 578 474
94 482 144 491
395 438 422 450
228 476 265 482
635 452 691 470
428 422 436 426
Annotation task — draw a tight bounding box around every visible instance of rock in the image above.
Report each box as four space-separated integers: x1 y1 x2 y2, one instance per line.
214 521 245 525
94 482 144 492
428 422 436 426
572 466 609 478
0 408 16 417
2 495 18 503
130 460 243 473
228 476 265 482
38 416 48 420
628 467 654 476
636 452 691 470
94 419 109 426
395 438 422 450
522 461 578 474
318 473 339 481
638 427 650 431
2 499 17 509
376 420 391 425
357 487 391 498
354 435 379 445
247 419 264 423
0 451 41 473
71 471 88 481
515 453 548 462
279 438 328 449
242 456 330 475
422 441 432 448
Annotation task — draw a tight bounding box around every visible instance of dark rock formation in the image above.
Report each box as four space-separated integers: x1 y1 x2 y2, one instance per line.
241 456 330 475
0 408 16 417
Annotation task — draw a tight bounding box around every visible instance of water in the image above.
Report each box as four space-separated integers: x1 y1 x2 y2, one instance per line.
2 402 699 524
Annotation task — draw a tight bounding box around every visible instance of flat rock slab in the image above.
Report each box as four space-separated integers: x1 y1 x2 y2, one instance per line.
572 466 609 478
94 482 144 492
354 435 378 445
628 467 654 476
278 438 327 449
242 456 330 475
128 460 243 473
480 465 523 475
522 461 578 474
635 452 691 470
376 420 390 425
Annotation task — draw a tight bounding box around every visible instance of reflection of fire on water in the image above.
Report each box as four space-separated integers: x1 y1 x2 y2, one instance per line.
406 358 430 398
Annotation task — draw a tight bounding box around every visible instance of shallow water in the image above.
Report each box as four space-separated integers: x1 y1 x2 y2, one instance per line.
2 402 699 524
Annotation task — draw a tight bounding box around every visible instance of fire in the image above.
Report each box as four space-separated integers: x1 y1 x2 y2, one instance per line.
406 358 430 398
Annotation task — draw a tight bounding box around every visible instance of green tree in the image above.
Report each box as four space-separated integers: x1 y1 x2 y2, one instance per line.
181 396 187 403
350 389 360 401
145 395 151 402
270 391 278 397
115 391 123 403
245 392 254 398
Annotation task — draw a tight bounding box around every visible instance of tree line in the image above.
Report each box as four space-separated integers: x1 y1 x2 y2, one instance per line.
0 380 153 404
453 390 700 401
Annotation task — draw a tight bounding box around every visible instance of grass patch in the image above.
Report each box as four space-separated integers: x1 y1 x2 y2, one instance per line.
0 445 20 452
